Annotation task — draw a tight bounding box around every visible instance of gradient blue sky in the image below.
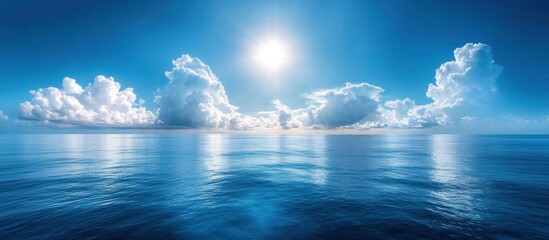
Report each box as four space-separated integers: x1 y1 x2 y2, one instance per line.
0 0 548 132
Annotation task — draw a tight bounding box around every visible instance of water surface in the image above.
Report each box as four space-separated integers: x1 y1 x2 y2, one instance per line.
0 134 548 239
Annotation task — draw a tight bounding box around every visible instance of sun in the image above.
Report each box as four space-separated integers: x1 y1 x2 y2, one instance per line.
255 39 289 71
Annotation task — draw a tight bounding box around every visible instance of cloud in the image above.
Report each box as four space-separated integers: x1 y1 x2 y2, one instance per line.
306 82 384 128
245 83 384 130
270 99 307 129
0 111 8 121
243 83 384 130
455 114 549 133
427 43 502 108
155 55 240 128
19 76 156 126
383 43 502 128
380 98 447 128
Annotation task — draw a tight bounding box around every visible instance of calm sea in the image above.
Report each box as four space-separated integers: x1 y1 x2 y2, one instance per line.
0 134 548 239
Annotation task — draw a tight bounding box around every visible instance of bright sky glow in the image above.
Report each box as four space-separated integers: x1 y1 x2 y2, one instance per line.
255 39 289 71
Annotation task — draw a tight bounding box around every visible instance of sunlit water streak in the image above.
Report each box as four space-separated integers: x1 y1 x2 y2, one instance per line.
0 134 548 239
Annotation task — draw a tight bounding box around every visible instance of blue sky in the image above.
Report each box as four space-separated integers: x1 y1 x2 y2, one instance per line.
0 0 548 132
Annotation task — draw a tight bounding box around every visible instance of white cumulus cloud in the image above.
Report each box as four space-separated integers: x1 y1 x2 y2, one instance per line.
380 98 447 128
270 99 307 129
427 43 502 108
247 83 385 130
19 76 156 126
383 43 502 128
155 55 240 128
306 82 384 128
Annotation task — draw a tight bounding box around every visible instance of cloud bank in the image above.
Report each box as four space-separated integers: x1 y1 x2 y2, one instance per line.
18 43 504 131
249 82 384 130
263 43 502 129
19 76 156 126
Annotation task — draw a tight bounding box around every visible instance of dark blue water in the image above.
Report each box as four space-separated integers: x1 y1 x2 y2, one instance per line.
0 134 548 239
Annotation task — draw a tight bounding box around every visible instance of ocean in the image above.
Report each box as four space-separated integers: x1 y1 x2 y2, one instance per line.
0 134 547 239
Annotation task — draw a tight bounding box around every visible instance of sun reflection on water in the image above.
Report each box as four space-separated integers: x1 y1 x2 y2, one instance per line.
429 134 482 221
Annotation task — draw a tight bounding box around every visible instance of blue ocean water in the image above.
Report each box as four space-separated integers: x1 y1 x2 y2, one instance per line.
0 134 548 239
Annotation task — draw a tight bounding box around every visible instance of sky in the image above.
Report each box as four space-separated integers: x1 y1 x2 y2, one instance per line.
0 0 548 133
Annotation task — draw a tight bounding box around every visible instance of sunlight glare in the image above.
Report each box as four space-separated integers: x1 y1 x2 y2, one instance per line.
255 39 289 71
